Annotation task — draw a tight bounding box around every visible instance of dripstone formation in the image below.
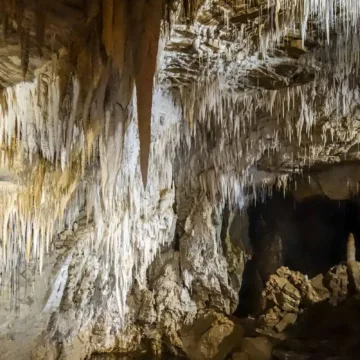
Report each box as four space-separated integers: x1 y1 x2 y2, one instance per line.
0 1 360 359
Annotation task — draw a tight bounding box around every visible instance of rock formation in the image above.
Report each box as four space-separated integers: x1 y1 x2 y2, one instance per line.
1 0 360 359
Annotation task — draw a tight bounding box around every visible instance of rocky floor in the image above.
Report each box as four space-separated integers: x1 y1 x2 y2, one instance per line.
251 262 360 360
96 261 360 360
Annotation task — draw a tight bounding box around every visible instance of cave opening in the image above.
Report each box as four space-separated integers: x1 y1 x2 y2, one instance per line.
235 189 360 318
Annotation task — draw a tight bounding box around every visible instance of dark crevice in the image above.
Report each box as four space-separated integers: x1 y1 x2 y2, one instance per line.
220 203 230 252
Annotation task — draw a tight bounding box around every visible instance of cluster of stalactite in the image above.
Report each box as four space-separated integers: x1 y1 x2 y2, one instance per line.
0 0 359 326
0 0 170 321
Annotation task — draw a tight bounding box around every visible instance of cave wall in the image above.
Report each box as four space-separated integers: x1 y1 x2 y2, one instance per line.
2 175 360 359
1 1 360 359
0 191 248 359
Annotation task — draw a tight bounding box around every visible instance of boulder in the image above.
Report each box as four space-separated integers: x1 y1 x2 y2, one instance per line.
324 265 349 305
181 312 244 360
275 313 297 333
261 306 284 329
259 267 333 332
310 274 330 302
241 337 273 360
264 274 301 312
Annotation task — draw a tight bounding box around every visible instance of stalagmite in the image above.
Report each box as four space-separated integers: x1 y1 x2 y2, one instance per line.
347 232 356 263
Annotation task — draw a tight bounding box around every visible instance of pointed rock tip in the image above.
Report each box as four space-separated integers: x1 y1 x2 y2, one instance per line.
141 165 148 190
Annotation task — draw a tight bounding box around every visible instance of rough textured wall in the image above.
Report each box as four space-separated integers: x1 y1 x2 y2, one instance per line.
0 191 249 359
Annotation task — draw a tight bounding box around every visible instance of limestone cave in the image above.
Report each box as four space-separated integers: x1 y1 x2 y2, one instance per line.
1 1 360 359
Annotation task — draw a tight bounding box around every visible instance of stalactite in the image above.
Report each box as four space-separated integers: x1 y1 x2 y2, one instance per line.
2 5 9 40
85 0 101 23
20 27 29 79
15 0 24 33
112 0 126 76
131 0 163 188
102 0 114 56
35 0 46 55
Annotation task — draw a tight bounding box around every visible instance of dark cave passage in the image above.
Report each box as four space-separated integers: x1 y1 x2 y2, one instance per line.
236 190 360 317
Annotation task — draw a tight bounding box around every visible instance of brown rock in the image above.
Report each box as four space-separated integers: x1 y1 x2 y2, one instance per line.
261 306 283 328
264 273 301 312
285 270 325 304
324 265 349 305
280 282 301 312
275 313 297 333
242 337 273 360
181 312 244 360
310 274 331 302
275 267 292 279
